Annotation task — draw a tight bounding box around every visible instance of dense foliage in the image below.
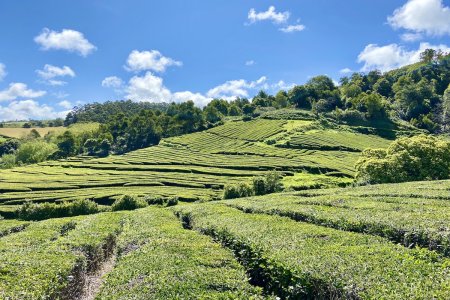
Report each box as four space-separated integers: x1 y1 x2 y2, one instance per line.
111 195 148 211
355 135 450 184
223 172 282 199
64 100 169 125
17 199 100 221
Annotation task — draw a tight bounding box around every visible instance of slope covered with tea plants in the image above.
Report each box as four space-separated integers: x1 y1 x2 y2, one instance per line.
0 111 400 216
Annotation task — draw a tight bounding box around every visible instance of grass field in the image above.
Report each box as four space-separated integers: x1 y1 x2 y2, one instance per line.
0 112 448 299
0 123 100 139
0 127 65 138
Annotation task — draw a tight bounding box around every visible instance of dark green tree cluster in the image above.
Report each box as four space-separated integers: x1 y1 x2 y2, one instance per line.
355 135 450 184
64 100 169 125
338 52 450 131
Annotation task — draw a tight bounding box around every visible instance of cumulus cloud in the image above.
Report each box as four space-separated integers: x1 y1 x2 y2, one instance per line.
102 76 123 88
172 91 209 107
339 68 353 74
120 71 269 106
125 50 182 73
58 100 73 110
36 64 75 86
280 24 305 33
206 76 267 99
0 83 46 102
0 100 68 121
357 42 450 72
388 0 450 36
125 72 172 102
271 80 295 91
0 63 6 81
34 28 97 56
248 6 290 24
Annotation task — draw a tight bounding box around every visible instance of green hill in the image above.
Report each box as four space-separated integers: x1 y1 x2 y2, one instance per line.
0 112 397 211
0 110 449 299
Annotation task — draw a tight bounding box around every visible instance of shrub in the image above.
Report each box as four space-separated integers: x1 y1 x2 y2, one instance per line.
0 139 20 156
166 197 179 207
111 195 147 211
17 199 99 221
145 196 178 206
237 183 254 198
146 196 165 205
0 154 17 169
356 134 450 184
252 177 267 196
264 171 283 193
223 183 254 199
16 140 57 164
252 172 283 196
225 172 283 199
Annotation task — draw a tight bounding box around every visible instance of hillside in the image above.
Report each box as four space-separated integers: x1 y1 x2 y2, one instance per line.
1 110 449 298
0 110 450 299
0 111 397 215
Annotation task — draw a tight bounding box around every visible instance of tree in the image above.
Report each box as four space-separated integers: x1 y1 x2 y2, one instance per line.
16 140 57 164
57 131 77 157
420 49 437 63
83 139 98 155
0 139 20 156
203 105 223 124
442 85 450 131
228 105 242 116
360 93 385 119
306 75 337 100
98 139 111 157
356 135 450 184
206 99 229 115
392 76 437 121
373 78 392 98
28 129 41 139
288 85 311 108
275 91 289 108
242 104 255 115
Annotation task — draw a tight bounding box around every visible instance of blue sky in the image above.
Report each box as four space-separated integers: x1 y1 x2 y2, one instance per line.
0 0 449 120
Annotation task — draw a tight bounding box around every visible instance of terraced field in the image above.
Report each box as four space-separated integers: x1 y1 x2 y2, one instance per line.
2 114 447 299
0 117 388 214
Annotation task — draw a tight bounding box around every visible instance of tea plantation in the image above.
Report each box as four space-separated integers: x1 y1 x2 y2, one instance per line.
0 114 449 299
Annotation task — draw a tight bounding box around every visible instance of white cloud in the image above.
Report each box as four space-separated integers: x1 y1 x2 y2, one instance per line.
125 50 182 73
37 64 75 80
122 71 269 106
271 80 295 91
0 100 68 121
36 64 75 86
58 100 73 110
245 60 255 66
280 24 305 33
339 68 353 74
172 91 209 107
125 72 172 102
388 0 450 36
357 42 450 72
206 76 267 99
0 83 46 102
0 63 6 81
102 76 123 88
400 32 423 42
248 6 290 24
34 28 97 56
